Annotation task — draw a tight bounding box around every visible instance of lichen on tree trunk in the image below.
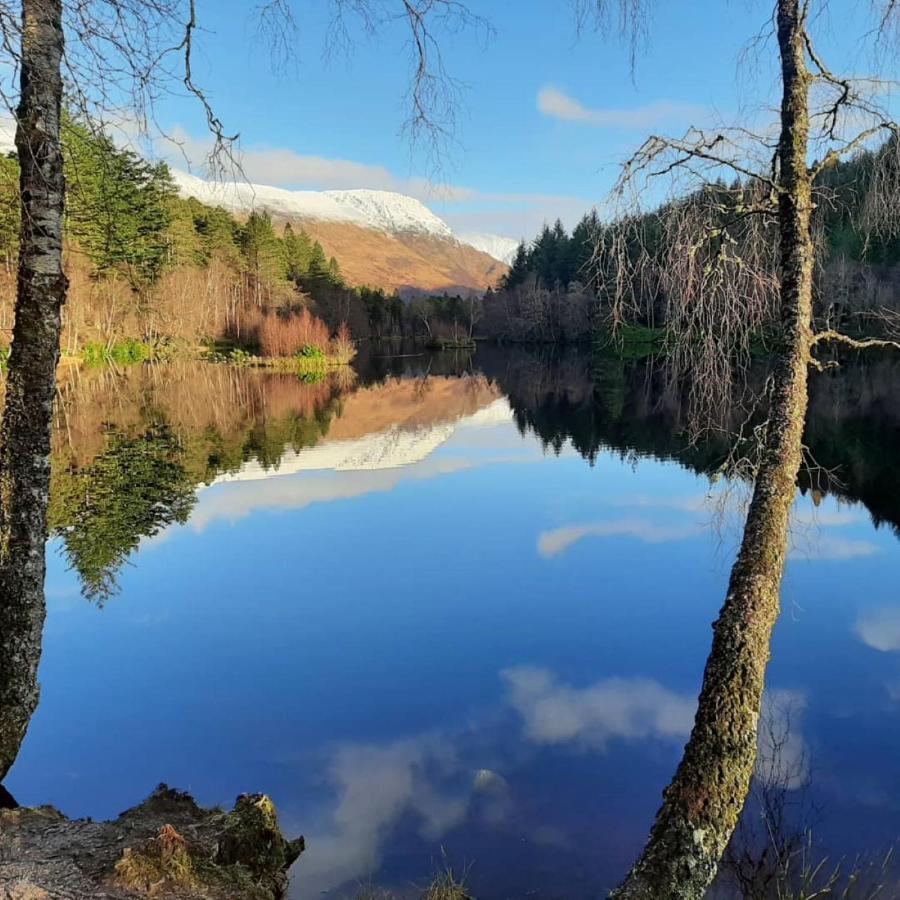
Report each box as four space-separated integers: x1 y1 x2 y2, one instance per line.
0 0 67 780
611 2 815 897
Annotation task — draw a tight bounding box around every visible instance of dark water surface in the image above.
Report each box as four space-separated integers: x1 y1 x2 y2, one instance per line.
7 346 900 898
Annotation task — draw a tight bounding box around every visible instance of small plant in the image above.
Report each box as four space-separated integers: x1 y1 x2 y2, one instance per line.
109 338 150 365
297 344 326 360
0 345 8 373
114 824 196 892
229 348 252 367
422 869 473 900
81 339 151 367
81 341 106 366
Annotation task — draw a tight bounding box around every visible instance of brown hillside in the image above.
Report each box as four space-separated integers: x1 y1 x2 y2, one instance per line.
280 217 507 296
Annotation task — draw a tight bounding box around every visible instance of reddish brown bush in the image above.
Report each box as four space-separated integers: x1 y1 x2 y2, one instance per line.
257 307 331 358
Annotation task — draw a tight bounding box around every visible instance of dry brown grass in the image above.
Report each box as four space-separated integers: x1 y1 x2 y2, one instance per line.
352 865 472 900
274 217 505 295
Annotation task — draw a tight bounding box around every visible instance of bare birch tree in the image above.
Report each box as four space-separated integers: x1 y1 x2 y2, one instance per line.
582 2 900 897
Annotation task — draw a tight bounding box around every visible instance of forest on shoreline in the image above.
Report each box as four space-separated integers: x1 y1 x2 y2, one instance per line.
1 122 898 368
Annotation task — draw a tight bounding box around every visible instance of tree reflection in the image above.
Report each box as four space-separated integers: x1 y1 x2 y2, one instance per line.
50 424 196 603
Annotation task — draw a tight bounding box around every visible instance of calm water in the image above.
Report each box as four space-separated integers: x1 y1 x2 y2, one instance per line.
7 346 900 898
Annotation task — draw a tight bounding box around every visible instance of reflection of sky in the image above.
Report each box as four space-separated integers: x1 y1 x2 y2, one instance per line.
11 405 900 898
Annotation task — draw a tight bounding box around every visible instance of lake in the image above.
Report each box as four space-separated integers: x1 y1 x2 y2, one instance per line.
6 345 900 898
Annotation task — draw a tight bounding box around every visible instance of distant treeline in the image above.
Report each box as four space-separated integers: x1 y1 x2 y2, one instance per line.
0 119 484 356
481 139 900 344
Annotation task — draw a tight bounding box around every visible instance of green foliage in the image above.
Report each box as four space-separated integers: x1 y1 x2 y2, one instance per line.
282 222 312 281
502 211 600 291
297 344 326 360
49 424 196 603
63 118 177 288
597 324 667 360
239 211 287 289
229 348 253 367
0 154 20 268
0 345 8 373
81 339 151 367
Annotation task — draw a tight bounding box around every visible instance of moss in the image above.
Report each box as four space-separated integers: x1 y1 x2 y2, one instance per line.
114 824 197 893
215 794 305 884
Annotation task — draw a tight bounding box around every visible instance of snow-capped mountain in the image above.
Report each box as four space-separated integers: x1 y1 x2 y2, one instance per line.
172 170 371 226
172 170 509 260
172 169 513 294
460 232 521 265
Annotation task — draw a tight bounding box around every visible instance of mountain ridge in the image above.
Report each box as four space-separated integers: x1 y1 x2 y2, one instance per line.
172 170 511 295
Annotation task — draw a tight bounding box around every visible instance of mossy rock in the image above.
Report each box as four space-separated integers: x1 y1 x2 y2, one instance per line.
216 794 305 882
0 783 304 899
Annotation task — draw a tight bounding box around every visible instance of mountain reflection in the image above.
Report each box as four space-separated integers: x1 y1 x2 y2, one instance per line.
3 346 894 898
48 347 900 602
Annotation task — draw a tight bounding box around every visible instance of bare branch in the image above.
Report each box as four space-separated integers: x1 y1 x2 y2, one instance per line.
810 329 900 352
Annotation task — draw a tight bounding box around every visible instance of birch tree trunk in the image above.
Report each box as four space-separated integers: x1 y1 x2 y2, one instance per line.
611 2 814 896
0 0 67 781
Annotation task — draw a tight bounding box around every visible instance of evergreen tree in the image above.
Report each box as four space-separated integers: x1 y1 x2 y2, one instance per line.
327 255 344 287
283 222 313 282
302 240 331 293
63 119 177 288
238 211 285 302
502 241 531 289
192 202 243 267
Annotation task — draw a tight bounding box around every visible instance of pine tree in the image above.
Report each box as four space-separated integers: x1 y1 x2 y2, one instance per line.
283 222 313 282
302 240 331 294
327 255 343 287
502 241 531 289
63 119 177 288
238 211 285 303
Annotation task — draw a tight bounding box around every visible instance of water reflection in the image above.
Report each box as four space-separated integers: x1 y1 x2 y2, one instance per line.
3 346 899 898
46 347 900 605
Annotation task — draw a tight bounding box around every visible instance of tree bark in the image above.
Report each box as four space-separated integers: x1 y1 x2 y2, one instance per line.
611 2 814 897
0 0 67 780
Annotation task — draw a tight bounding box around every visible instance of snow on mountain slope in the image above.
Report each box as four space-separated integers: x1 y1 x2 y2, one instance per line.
172 170 514 262
208 397 512 483
171 170 368 225
460 232 521 265
323 189 453 238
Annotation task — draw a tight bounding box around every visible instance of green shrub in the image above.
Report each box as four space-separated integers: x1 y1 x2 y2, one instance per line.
81 342 107 366
0 345 8 373
110 338 150 365
229 348 252 367
81 339 151 367
297 344 326 360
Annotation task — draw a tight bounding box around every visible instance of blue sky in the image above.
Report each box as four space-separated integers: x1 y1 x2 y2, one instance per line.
151 0 892 238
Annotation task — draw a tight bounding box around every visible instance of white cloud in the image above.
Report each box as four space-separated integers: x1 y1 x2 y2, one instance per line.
190 457 476 531
298 736 470 897
755 690 809 791
152 123 594 239
502 666 695 749
855 608 900 652
537 518 701 558
788 535 879 561
537 87 708 130
612 493 712 513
